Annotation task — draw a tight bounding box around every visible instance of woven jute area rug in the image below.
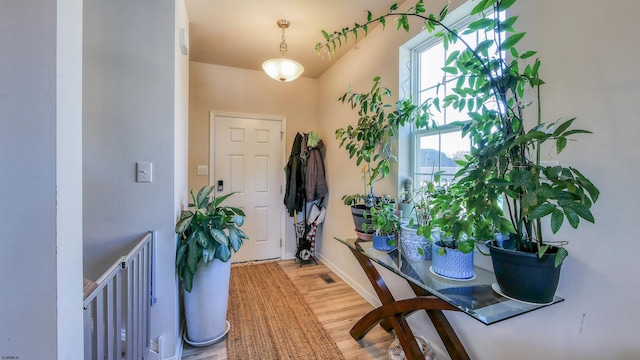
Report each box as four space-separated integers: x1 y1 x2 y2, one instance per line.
227 261 345 360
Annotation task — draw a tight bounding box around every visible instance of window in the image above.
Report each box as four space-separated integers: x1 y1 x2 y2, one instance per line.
414 125 470 185
409 8 504 185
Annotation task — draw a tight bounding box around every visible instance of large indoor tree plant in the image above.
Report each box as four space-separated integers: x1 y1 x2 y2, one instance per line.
175 185 247 345
336 75 428 237
318 0 599 302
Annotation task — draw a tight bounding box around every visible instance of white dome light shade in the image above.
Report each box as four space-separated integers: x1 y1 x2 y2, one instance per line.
263 19 304 82
262 58 304 82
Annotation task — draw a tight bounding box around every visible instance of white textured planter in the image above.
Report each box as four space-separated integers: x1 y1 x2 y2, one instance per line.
400 224 431 260
183 259 231 345
431 241 475 280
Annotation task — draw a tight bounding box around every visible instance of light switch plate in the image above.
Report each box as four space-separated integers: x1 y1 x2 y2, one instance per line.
197 165 208 176
137 162 152 183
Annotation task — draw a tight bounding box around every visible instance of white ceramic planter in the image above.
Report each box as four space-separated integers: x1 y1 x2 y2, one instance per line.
183 259 231 345
400 224 431 260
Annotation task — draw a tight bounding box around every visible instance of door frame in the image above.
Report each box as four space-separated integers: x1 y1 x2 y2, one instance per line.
209 111 287 260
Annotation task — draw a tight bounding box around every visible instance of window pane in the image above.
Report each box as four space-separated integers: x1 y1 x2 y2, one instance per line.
415 129 470 185
419 87 441 126
443 32 478 124
439 130 470 181
419 44 444 92
417 133 439 171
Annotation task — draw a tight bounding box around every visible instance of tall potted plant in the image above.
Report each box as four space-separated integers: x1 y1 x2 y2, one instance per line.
318 0 599 302
337 76 428 239
175 185 248 345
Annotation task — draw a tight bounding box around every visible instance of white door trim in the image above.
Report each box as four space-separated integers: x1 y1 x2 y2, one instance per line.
209 111 286 260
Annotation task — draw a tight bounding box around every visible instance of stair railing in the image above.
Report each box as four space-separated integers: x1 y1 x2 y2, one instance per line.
83 231 155 360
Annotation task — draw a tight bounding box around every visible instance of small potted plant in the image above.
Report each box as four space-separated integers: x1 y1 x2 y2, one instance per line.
398 177 415 220
363 199 399 251
399 173 439 261
175 185 248 346
419 179 493 280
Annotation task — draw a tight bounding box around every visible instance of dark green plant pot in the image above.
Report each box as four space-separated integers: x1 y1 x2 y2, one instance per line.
488 241 562 303
351 204 373 234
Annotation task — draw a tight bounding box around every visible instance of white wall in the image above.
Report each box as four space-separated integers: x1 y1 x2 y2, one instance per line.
56 0 84 358
176 0 190 237
83 1 181 358
189 62 319 258
0 0 83 358
174 0 190 357
317 0 640 359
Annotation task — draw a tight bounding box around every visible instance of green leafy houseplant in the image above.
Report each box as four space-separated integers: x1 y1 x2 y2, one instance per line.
318 0 599 265
337 75 429 207
364 200 400 251
175 186 247 292
403 171 491 255
422 176 493 255
407 170 441 228
363 201 400 237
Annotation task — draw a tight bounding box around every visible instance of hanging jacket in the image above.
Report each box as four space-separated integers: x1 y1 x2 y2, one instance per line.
284 133 306 216
306 139 328 202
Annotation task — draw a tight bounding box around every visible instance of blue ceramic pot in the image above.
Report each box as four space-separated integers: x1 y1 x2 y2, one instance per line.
431 241 474 280
372 234 396 251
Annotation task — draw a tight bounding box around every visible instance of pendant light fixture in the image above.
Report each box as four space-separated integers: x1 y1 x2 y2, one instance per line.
262 20 304 82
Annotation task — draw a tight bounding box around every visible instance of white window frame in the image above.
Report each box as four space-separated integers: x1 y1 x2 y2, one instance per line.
406 4 501 184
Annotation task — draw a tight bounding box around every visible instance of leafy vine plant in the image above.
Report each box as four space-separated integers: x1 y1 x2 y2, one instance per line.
336 76 430 206
320 0 599 263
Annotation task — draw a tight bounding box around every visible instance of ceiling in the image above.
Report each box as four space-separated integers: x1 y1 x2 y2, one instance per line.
184 0 399 79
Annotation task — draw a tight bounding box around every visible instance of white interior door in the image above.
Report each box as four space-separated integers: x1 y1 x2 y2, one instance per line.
210 112 283 263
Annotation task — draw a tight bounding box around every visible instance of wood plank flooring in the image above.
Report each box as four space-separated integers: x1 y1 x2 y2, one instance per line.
182 259 395 360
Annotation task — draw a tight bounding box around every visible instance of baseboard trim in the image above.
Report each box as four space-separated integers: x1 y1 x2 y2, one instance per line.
316 253 380 307
162 322 184 360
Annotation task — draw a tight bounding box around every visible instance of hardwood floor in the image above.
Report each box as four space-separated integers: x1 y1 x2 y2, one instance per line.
182 259 395 360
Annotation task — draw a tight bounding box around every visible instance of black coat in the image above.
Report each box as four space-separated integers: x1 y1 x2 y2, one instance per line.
284 133 306 216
